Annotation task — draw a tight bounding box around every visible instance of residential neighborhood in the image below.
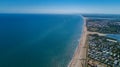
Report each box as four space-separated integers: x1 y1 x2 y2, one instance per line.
86 18 120 34
87 34 120 67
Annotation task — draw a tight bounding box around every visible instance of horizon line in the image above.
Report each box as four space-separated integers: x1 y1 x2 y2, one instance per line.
0 12 120 15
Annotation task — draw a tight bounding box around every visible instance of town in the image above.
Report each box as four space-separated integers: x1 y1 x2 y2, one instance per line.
87 34 120 67
84 15 120 67
86 17 120 34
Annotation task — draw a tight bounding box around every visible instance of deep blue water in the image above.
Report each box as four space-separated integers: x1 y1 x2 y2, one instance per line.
0 14 83 67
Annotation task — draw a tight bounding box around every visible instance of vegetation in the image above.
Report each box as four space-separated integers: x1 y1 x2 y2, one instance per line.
86 18 120 34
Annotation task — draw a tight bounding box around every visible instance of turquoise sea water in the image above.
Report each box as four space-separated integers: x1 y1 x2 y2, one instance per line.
0 14 83 67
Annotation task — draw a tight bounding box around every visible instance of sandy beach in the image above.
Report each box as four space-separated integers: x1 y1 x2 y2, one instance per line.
68 17 107 67
68 17 88 67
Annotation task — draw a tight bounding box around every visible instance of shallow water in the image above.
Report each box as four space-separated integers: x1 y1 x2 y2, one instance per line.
107 34 120 41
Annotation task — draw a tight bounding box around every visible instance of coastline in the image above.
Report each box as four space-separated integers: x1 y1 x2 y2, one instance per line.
68 16 88 67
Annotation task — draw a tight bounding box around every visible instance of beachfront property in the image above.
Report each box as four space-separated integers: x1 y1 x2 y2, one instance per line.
82 16 120 67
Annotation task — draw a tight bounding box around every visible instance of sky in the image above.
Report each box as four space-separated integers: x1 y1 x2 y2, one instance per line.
0 0 120 14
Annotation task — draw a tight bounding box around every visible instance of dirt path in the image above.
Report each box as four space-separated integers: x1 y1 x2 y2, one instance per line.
87 31 106 36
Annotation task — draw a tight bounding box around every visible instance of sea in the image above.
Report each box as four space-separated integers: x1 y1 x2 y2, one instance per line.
0 14 83 67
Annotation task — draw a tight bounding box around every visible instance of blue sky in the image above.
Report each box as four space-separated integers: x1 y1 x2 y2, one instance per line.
0 0 120 14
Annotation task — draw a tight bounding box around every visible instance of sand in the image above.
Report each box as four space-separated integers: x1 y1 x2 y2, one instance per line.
68 17 88 67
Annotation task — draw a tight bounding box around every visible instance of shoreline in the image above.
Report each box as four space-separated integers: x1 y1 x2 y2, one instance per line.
68 16 88 67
